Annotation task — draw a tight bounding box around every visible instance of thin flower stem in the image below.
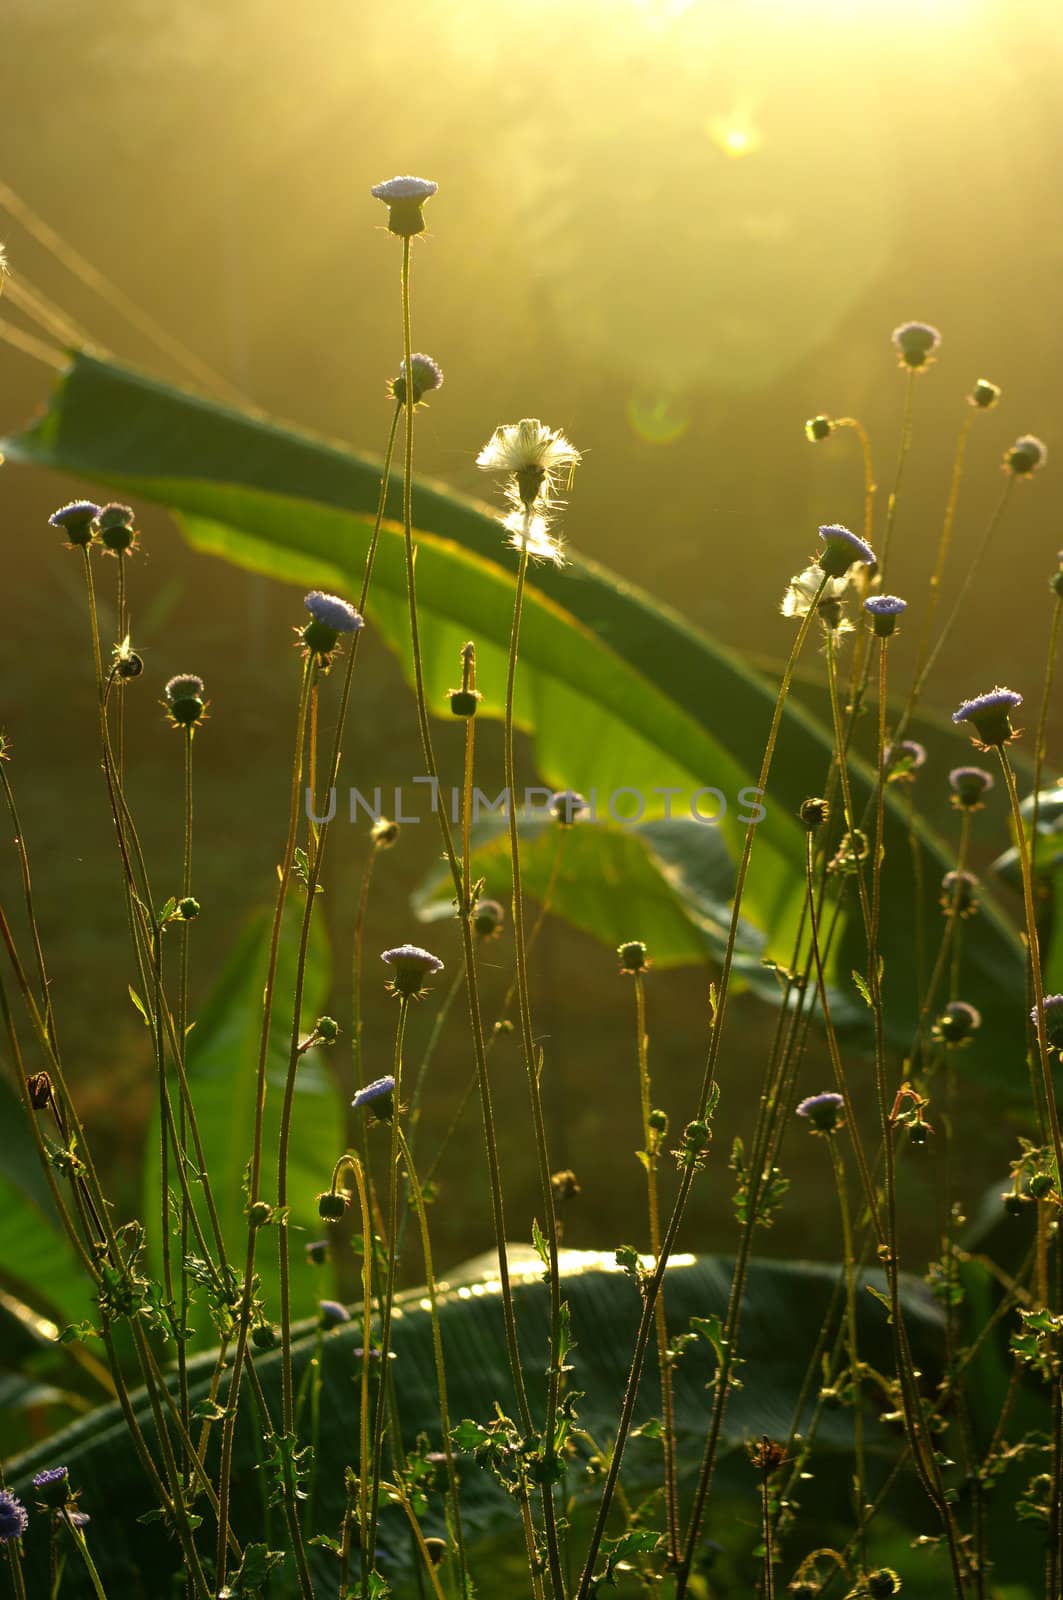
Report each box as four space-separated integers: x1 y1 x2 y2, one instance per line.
876 366 915 588
503 539 566 1600
827 1133 867 1566
5 1538 27 1600
1032 592 1063 844
830 638 968 1596
80 547 104 698
834 416 876 549
393 233 535 1462
61 1511 109 1600
672 582 832 1598
276 398 402 1427
365 998 410 1581
397 1127 470 1592
998 748 1063 1187
632 970 679 1562
214 656 314 1591
912 409 974 687
177 725 194 1485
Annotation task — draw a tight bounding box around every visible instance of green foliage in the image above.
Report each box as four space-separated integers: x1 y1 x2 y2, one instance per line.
6 1251 946 1597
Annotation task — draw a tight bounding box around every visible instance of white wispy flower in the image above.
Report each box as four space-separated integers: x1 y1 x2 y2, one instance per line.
780 565 850 621
503 508 565 567
476 419 581 509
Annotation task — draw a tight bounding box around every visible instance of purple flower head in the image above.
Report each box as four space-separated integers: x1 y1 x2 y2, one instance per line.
304 592 364 634
865 594 907 638
0 1491 28 1543
1031 994 1063 1051
817 524 875 578
32 1467 70 1509
796 1092 845 1135
391 353 444 407
935 1000 982 1044
949 765 994 810
65 1511 90 1528
952 687 1023 748
941 869 979 918
885 739 926 781
381 944 444 999
49 500 100 547
319 1299 351 1327
371 175 438 236
95 502 138 555
1006 434 1047 476
892 321 942 369
371 176 438 202
352 1074 396 1110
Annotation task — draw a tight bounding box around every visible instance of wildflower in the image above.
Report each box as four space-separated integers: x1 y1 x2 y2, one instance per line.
891 320 941 370
390 353 443 407
31 1467 70 1510
94 502 138 555
317 1190 349 1221
550 789 587 826
866 1570 902 1598
796 1092 845 1134
805 415 833 442
949 765 994 809
319 1299 351 1327
370 175 438 236
969 378 1001 409
472 898 505 939
371 816 400 849
1031 994 1063 1052
799 796 830 829
1051 552 1063 600
165 674 207 729
933 1000 982 1044
885 740 926 781
301 591 365 663
782 567 849 621
1005 434 1047 476
449 686 482 717
864 594 907 638
941 869 979 918
552 1169 582 1200
381 944 444 999
502 506 565 567
817 524 875 578
0 1490 28 1542
116 644 144 681
477 419 581 511
305 1239 330 1265
952 687 1022 748
617 940 650 974
352 1074 396 1111
49 500 99 548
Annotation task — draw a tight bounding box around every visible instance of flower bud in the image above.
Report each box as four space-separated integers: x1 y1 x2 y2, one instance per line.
249 1201 273 1229
969 378 1001 409
617 940 649 974
178 897 200 920
318 1190 349 1221
449 689 481 718
800 796 830 830
805 415 832 442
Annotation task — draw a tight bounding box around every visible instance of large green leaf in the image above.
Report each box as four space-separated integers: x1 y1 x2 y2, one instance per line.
2 355 1027 1080
142 904 337 1345
6 1250 949 1598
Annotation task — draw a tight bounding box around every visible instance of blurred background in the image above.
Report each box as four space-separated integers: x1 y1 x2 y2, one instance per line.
1 0 1060 1285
